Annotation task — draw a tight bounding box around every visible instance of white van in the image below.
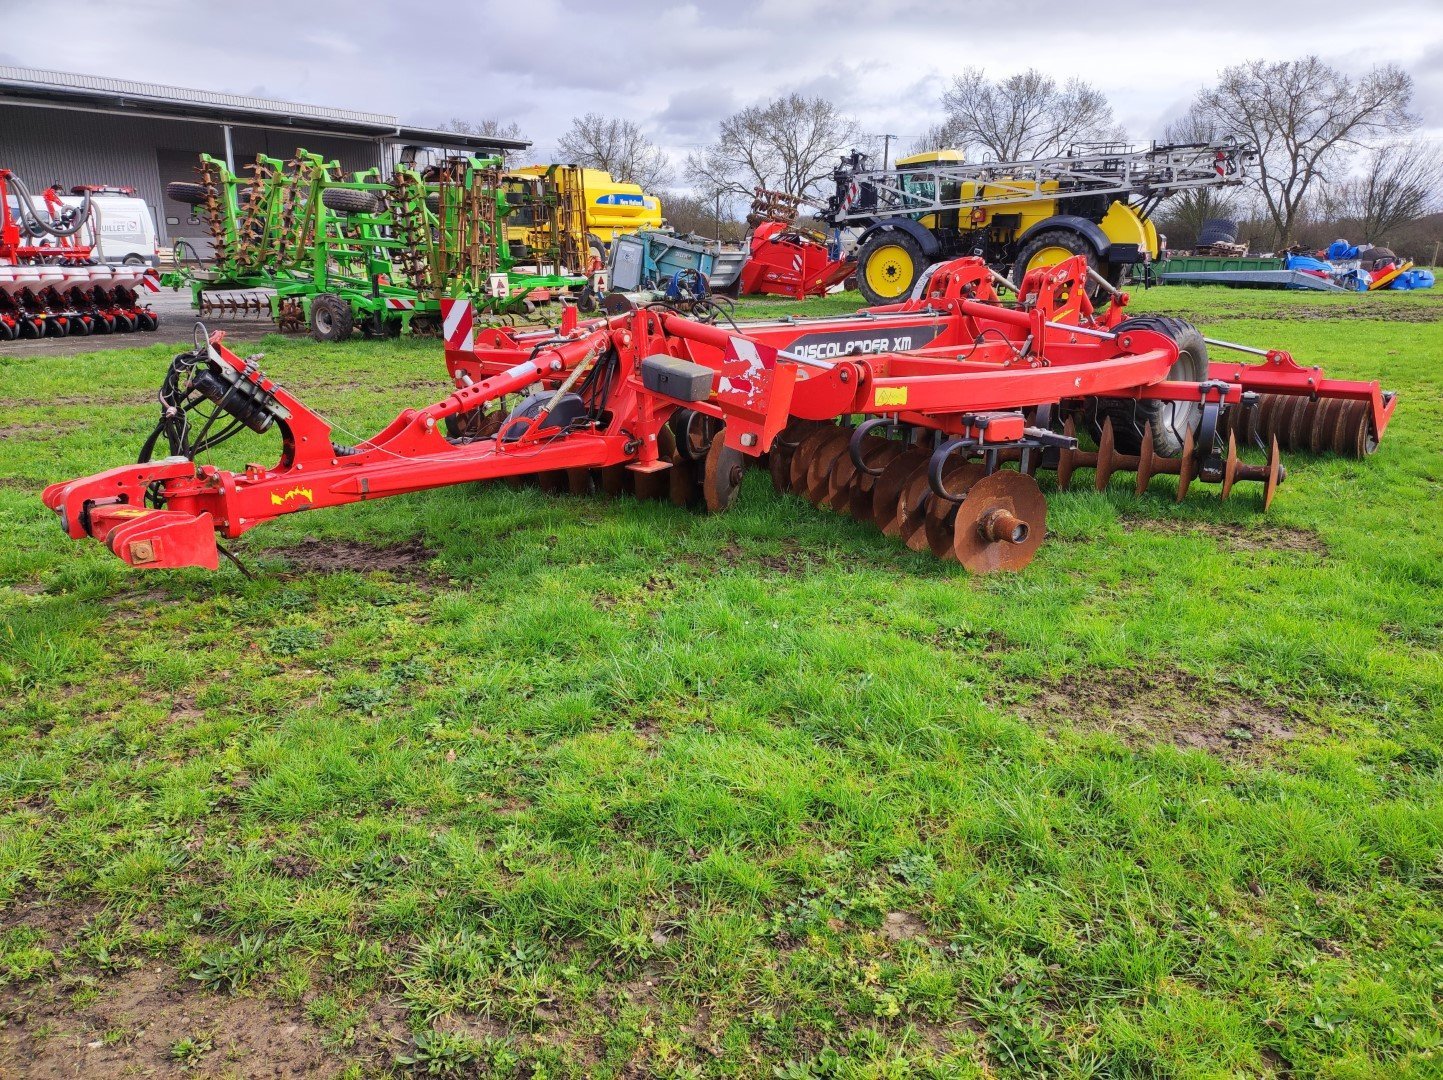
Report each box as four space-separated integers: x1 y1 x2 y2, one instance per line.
10 188 163 267
74 189 161 267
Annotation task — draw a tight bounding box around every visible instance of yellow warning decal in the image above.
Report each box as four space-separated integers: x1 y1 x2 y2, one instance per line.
271 486 314 507
874 386 908 408
109 507 151 518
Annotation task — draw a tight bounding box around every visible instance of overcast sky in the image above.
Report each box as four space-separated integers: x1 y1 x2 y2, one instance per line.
5 0 1441 179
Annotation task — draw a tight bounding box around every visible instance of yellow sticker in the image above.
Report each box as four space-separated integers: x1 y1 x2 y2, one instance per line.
874 387 908 408
271 486 314 507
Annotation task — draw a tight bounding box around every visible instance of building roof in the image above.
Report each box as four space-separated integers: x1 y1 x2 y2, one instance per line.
0 66 530 153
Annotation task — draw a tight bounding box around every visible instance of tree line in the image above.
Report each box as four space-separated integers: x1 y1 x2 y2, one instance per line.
448 55 1440 256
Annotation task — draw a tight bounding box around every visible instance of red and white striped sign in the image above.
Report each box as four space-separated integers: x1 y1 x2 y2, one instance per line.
441 298 474 353
140 269 161 292
384 297 415 310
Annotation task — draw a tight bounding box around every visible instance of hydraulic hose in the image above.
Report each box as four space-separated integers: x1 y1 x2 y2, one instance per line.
10 174 92 238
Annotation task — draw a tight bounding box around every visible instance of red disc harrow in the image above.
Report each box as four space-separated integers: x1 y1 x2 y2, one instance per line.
43 255 1396 574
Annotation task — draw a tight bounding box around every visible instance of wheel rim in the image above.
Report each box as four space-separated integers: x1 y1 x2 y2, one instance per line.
315 308 333 334
1025 245 1080 273
864 243 915 299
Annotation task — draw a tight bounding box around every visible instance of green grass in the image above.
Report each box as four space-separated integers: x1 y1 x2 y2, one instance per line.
1 286 1441 1077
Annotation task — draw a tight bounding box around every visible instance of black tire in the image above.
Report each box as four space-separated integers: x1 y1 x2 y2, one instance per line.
587 236 608 267
1012 228 1098 285
309 293 355 342
1085 316 1208 456
1197 218 1239 247
123 254 147 266
856 230 928 305
320 188 380 215
165 181 208 206
136 310 159 332
424 193 441 214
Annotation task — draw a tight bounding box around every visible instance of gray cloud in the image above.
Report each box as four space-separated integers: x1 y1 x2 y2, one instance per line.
8 1 1441 174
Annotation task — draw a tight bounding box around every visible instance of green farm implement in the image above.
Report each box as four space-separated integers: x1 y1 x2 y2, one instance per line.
163 151 590 339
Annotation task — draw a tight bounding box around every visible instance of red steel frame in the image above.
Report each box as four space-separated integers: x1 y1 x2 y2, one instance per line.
42 256 1395 571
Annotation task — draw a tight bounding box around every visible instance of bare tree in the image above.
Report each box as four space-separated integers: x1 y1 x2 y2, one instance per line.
1189 57 1415 246
1321 140 1443 245
658 190 744 243
1154 105 1247 247
439 117 527 162
556 114 671 191
686 94 860 203
936 68 1122 161
443 117 525 141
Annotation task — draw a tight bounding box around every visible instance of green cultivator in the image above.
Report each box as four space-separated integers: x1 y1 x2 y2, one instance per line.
163 151 591 339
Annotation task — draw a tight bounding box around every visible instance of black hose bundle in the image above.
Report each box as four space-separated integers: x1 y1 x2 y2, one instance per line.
8 174 92 239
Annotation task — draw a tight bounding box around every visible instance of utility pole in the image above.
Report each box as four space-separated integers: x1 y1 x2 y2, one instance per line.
882 134 897 171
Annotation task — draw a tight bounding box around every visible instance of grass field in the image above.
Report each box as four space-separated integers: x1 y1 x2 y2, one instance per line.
2 285 1441 1078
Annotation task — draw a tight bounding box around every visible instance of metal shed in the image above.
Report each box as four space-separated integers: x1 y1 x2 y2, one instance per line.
0 66 529 247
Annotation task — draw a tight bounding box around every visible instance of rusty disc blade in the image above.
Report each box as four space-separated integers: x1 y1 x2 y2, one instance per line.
923 461 984 559
567 468 593 497
804 430 855 506
872 446 932 535
668 455 696 507
1057 417 1079 491
895 469 936 551
1176 427 1197 503
1310 396 1344 455
599 465 631 497
789 426 841 493
537 471 565 494
1220 430 1239 499
1283 394 1313 453
847 441 907 521
1263 436 1283 511
634 425 677 501
703 436 748 513
1095 417 1117 492
1136 422 1156 495
820 434 876 510
951 470 1048 574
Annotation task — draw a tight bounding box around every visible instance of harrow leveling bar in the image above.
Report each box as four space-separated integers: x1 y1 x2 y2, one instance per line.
43 256 1395 574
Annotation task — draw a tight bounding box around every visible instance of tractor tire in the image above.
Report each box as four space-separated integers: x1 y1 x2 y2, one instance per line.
309 293 355 342
1085 316 1208 456
856 230 928 305
587 236 608 268
165 181 208 206
1012 228 1098 285
1197 218 1239 247
320 188 380 215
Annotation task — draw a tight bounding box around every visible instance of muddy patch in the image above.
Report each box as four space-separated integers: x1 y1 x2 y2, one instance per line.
0 964 333 1078
1008 667 1301 758
881 911 930 943
262 536 439 579
698 540 817 576
1149 303 1443 324
1122 516 1327 556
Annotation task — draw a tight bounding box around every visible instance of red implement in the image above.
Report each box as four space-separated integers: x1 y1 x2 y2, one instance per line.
42 256 1396 573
